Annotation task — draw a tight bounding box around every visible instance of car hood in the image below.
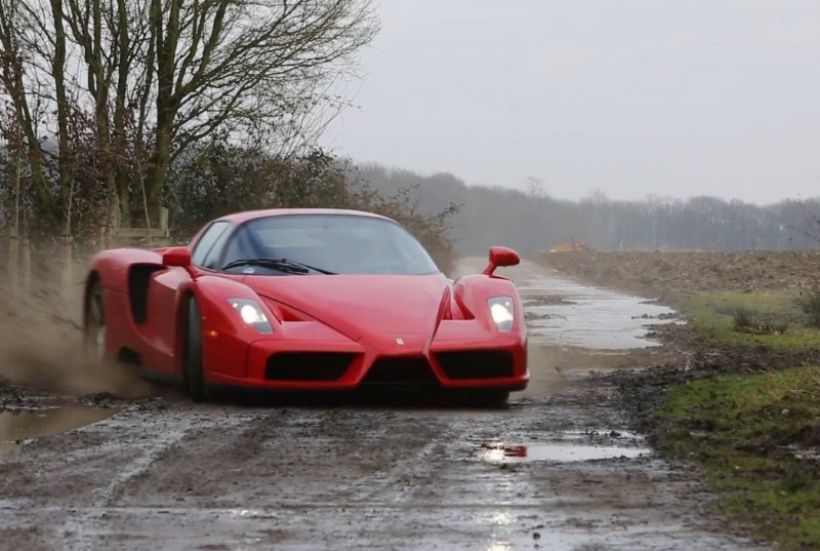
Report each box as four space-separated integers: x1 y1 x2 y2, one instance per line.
244 274 451 345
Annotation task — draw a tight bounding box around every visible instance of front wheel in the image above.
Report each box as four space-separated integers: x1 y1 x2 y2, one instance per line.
184 297 208 402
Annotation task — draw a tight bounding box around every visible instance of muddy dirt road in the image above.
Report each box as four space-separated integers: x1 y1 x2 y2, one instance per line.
0 260 763 550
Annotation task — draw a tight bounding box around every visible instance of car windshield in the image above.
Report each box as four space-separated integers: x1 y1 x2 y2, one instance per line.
220 214 440 275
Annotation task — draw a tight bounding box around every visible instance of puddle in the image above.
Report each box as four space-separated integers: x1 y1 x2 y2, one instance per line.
521 279 680 349
479 442 651 463
0 406 116 453
789 445 820 462
516 263 680 350
453 258 681 350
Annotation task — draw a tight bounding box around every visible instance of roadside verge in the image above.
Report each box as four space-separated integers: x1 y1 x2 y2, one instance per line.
537 250 820 550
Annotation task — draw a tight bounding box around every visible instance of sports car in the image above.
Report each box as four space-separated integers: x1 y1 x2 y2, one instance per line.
83 209 528 401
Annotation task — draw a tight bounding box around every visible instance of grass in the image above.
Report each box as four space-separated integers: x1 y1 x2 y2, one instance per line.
681 291 820 350
657 366 820 550
654 290 820 548
727 305 790 335
798 289 820 329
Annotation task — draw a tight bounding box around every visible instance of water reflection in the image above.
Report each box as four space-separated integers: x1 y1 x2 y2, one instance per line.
0 406 115 452
479 441 650 463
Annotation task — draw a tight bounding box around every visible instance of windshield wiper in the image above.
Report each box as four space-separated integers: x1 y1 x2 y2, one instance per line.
222 258 336 275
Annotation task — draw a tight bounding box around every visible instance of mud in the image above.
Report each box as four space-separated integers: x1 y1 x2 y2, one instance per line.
0 259 766 550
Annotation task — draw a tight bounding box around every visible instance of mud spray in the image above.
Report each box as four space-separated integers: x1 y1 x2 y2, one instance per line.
0 261 151 399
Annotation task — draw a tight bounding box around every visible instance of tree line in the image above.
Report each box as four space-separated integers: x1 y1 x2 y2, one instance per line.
2 0 813 281
357 164 820 255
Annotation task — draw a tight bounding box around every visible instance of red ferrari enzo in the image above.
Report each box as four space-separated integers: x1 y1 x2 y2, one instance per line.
84 209 528 402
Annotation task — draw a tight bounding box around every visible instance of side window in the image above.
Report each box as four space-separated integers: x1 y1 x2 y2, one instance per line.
223 227 255 267
202 226 233 269
192 222 230 268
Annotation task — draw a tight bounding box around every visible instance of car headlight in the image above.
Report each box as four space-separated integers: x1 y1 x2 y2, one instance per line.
488 296 515 332
228 298 272 334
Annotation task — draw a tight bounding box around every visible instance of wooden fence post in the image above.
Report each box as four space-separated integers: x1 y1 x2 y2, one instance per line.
6 230 19 294
61 235 73 292
20 235 31 293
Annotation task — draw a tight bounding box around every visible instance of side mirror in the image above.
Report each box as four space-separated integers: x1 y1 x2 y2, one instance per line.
162 247 192 268
482 246 520 276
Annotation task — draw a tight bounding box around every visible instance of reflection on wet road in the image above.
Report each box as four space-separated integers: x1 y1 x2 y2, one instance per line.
479 441 651 463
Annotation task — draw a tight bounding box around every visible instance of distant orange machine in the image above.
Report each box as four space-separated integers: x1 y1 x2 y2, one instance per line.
549 237 590 253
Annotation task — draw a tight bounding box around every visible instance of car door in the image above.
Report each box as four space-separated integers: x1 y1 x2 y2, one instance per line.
141 221 233 375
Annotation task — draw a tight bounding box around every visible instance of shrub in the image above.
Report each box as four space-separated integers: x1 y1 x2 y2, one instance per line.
729 307 789 335
797 288 820 328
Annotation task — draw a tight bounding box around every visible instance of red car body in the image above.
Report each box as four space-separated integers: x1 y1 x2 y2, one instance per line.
84 209 528 399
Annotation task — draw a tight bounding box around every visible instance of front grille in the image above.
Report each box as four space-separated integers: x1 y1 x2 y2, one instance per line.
435 350 514 379
265 352 355 381
362 357 440 386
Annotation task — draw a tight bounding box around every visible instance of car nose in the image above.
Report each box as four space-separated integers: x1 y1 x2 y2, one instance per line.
362 332 428 355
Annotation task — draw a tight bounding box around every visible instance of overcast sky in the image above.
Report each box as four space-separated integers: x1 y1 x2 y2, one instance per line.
321 1 820 204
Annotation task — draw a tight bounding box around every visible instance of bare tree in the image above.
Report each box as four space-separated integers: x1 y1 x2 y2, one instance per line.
0 1 53 223
143 0 377 224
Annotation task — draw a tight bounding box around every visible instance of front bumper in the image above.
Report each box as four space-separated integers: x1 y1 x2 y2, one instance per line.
204 323 528 391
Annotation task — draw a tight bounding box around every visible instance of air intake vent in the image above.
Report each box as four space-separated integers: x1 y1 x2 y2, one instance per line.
435 350 514 379
363 357 439 386
265 352 355 381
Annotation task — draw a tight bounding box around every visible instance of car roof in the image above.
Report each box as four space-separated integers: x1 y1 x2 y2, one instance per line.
216 208 393 225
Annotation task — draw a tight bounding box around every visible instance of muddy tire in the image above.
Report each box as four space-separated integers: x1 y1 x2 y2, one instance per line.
84 279 106 359
184 297 208 402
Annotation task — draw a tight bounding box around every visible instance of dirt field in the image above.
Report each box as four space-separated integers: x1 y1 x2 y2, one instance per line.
0 259 764 550
537 250 820 301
